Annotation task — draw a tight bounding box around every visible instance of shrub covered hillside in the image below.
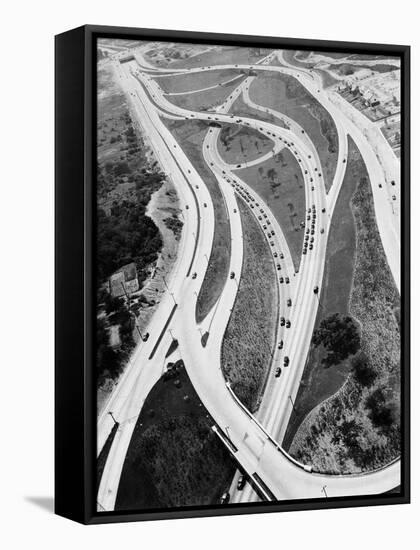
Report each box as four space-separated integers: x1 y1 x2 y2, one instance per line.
96 64 167 389
289 163 400 474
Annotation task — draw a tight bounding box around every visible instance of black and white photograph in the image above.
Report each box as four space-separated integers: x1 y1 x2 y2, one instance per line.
95 37 404 513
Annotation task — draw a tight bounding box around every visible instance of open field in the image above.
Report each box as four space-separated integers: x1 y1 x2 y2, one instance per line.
115 361 236 510
217 124 275 165
283 137 359 448
165 77 246 111
249 72 339 192
168 45 269 70
163 119 231 323
235 149 306 271
288 142 400 474
221 198 278 412
157 69 241 94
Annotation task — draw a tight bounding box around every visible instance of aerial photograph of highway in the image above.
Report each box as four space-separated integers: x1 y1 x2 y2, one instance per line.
95 38 401 513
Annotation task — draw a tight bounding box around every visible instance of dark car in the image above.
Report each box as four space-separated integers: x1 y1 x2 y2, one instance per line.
285 277 290 284
280 253 284 259
192 272 197 279
230 272 235 279
275 367 282 378
280 317 285 326
287 299 292 307
274 252 278 258
278 340 284 350
220 492 230 504
237 475 246 490
142 332 150 342
286 320 291 328
279 277 284 284
277 264 281 271
284 356 290 367
186 205 189 209
204 203 207 208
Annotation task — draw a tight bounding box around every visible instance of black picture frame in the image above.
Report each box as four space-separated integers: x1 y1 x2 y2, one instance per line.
55 24 410 525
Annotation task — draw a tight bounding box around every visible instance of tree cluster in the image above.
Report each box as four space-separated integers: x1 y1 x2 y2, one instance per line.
313 313 361 367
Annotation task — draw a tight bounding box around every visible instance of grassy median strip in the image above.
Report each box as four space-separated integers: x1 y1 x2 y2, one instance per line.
221 198 278 413
115 360 236 510
235 150 306 272
162 119 231 323
287 139 400 474
165 77 246 112
249 72 339 193
157 69 241 94
217 124 275 165
283 136 359 448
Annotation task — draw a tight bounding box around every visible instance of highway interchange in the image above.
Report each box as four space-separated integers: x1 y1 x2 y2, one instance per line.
97 46 401 511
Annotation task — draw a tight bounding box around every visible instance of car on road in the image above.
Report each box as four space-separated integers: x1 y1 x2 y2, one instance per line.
237 475 246 490
280 316 285 326
287 299 292 307
284 356 290 367
280 277 284 283
322 207 326 213
303 248 307 255
204 203 207 207
286 320 291 328
192 272 197 279
392 195 396 200
186 205 189 209
273 252 278 258
280 253 284 259
277 264 281 271
220 492 230 504
320 228 324 234
309 244 313 250
258 216 262 220
142 332 150 342
285 277 290 284
278 340 284 350
275 367 282 378
233 208 237 213
314 285 319 294
230 272 235 279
